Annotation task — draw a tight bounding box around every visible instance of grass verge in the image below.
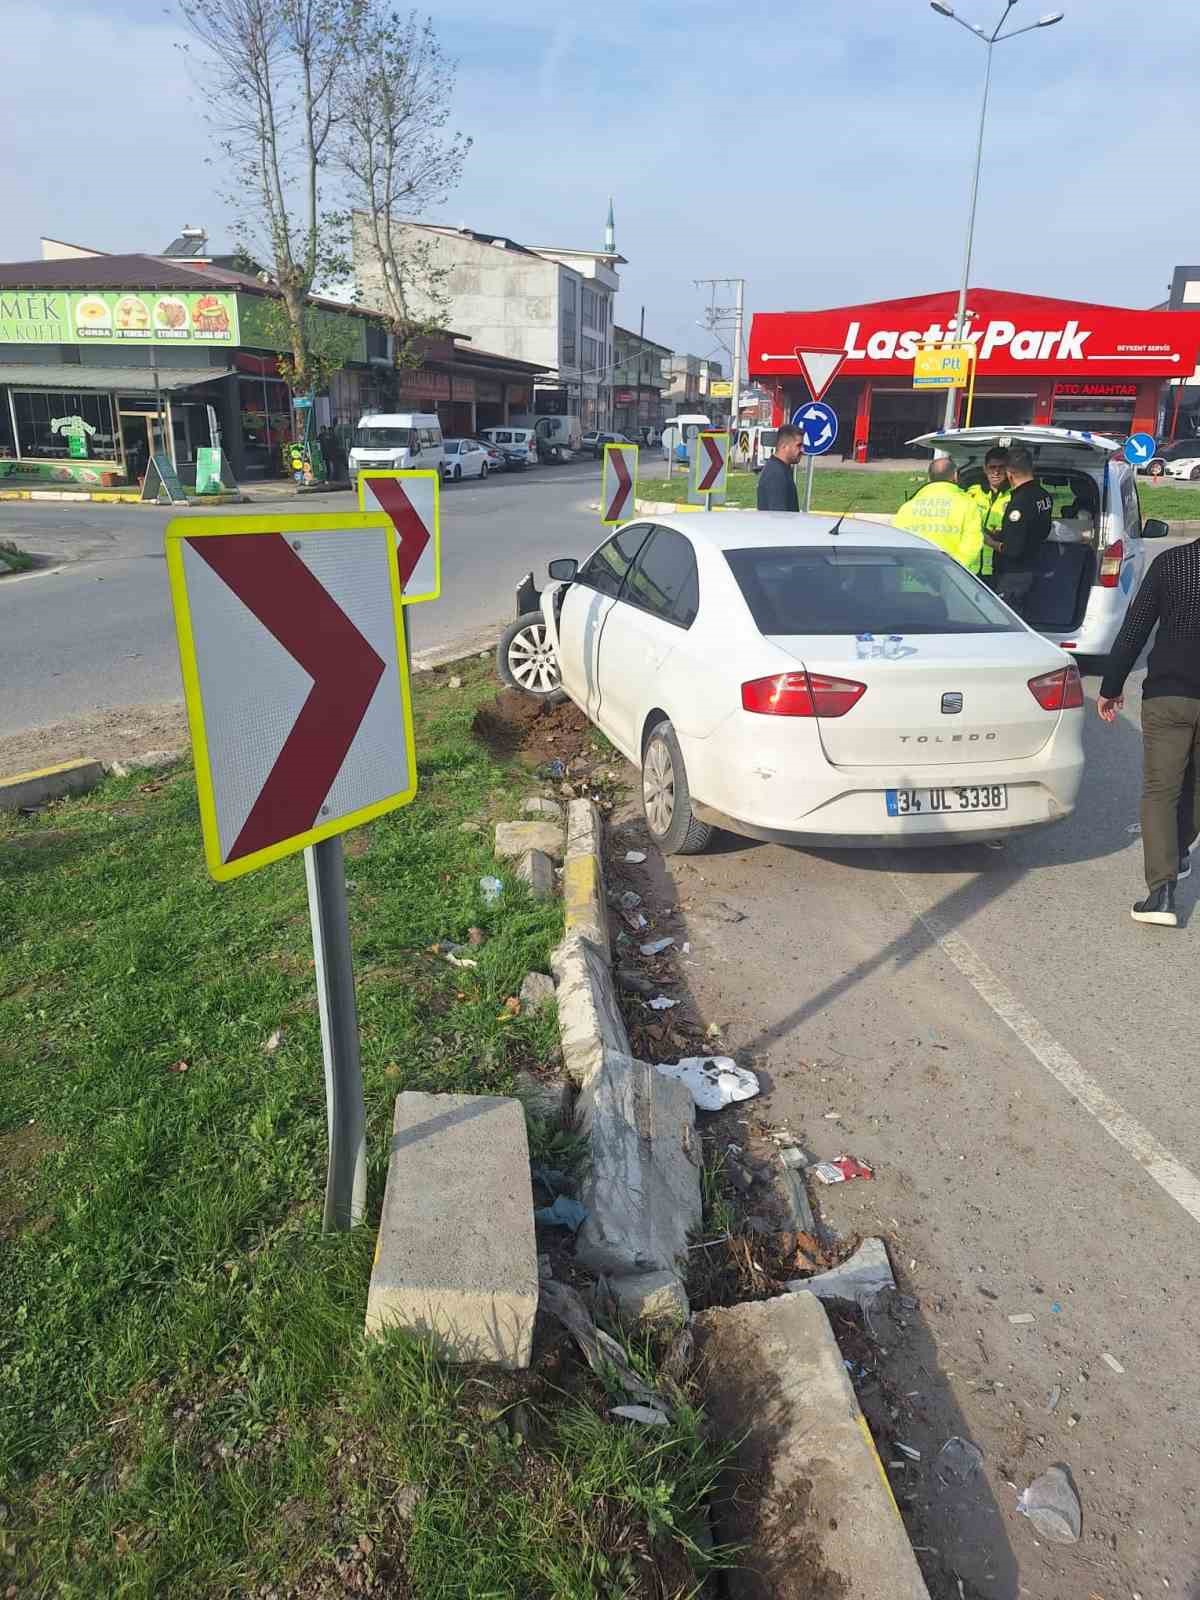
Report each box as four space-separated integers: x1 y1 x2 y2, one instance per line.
0 655 730 1598
641 467 1200 522
0 540 37 575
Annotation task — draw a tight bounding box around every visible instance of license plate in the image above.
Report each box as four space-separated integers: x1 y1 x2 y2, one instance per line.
886 785 1008 817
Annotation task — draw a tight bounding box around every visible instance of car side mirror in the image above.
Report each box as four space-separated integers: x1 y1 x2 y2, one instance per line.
548 558 578 581
1142 518 1169 539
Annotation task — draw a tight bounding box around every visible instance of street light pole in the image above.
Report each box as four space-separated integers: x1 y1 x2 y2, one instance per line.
931 2 1065 429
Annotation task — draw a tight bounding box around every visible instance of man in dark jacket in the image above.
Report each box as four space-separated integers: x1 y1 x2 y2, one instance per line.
990 444 1053 613
756 423 805 512
1098 537 1200 927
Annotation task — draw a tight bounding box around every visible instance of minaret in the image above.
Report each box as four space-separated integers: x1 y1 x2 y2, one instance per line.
604 198 615 255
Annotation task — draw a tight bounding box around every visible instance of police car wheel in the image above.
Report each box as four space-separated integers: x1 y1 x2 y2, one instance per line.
496 613 566 704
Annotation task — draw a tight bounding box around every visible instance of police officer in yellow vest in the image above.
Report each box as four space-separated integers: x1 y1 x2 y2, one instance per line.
963 447 1011 581
893 456 986 574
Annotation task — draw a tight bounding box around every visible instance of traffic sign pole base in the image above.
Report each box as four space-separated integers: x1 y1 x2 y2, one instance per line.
306 835 368 1232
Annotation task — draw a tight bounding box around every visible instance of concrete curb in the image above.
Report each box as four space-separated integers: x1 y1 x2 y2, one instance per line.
694 1292 931 1599
0 758 106 812
0 488 245 505
549 798 698 1320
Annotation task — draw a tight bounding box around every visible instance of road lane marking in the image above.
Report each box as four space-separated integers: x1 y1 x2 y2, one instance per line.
890 875 1200 1228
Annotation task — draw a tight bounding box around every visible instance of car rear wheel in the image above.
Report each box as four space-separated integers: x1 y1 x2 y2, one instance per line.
1190 466 1200 483
642 720 713 856
453 464 462 480
496 613 566 703
481 461 488 478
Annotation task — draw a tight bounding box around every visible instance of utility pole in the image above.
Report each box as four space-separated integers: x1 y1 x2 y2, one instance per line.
695 276 745 435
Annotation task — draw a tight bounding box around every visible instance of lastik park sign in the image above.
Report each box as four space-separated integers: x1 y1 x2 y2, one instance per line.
749 288 1200 380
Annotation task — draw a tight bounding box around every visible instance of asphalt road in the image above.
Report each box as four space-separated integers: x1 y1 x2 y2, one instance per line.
0 460 610 737
611 641 1200 1598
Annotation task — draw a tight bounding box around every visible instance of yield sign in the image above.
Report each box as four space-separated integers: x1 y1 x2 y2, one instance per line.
600 442 639 524
357 469 441 605
165 511 417 881
688 430 729 504
794 347 847 404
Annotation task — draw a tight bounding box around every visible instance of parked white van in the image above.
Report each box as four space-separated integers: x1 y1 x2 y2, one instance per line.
348 413 444 479
479 427 539 470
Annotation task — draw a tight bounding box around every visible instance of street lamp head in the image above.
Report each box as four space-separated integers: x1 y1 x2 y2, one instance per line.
929 2 955 14
1037 9 1064 22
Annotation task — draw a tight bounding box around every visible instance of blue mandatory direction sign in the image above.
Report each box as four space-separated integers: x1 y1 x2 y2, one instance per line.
1123 432 1157 467
793 401 839 456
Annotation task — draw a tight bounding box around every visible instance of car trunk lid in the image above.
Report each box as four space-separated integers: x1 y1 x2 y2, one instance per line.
766 633 1067 767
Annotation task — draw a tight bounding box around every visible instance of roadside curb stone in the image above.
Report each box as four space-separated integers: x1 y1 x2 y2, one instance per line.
495 819 563 861
0 757 105 812
516 848 555 897
550 934 630 1087
562 799 609 959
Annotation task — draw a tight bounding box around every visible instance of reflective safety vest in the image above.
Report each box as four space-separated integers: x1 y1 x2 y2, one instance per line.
894 482 986 575
964 483 1011 577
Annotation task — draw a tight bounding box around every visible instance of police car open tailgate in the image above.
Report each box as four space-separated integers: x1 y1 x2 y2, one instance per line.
910 425 1122 468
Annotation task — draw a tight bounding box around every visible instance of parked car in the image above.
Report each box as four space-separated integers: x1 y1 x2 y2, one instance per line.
442 438 490 480
1156 440 1200 482
912 425 1170 662
497 512 1086 855
479 427 538 469
475 439 506 473
582 430 635 458
348 412 443 480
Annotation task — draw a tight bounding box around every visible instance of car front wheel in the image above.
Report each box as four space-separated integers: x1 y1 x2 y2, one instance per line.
642 720 713 855
481 461 488 478
496 612 566 703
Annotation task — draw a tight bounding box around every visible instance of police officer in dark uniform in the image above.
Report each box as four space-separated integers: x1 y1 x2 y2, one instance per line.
990 444 1053 614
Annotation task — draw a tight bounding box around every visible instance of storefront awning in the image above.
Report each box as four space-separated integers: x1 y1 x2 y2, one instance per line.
0 366 233 392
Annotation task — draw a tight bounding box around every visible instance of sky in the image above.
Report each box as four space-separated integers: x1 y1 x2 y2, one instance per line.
5 0 1197 368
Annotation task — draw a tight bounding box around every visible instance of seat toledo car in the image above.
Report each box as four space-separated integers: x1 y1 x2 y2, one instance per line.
497 512 1086 855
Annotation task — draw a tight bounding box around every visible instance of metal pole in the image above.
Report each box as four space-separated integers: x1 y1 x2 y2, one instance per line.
730 278 744 445
305 835 367 1232
151 346 165 459
803 452 816 513
943 39 995 430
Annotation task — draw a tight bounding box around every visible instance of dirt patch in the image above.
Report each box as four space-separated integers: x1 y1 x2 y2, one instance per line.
0 1122 61 1238
0 701 188 778
471 689 596 771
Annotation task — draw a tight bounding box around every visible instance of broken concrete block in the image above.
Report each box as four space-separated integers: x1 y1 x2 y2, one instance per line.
366 1093 538 1368
522 797 563 820
786 1237 895 1310
551 933 630 1087
518 971 556 1011
611 1270 689 1329
494 820 563 861
575 1051 701 1278
516 1070 573 1125
516 848 555 898
693 1293 930 1600
565 797 603 859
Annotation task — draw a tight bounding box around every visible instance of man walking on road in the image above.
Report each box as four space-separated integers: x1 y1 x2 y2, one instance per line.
893 456 985 573
1098 536 1200 928
756 424 804 512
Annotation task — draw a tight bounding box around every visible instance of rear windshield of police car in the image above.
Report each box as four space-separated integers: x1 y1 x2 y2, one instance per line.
724 547 1022 636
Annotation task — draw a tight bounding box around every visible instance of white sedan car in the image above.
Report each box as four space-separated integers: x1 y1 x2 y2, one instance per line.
498 512 1085 854
442 438 490 480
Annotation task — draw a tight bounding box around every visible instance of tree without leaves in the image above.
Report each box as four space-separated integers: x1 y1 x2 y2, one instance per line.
178 0 363 394
331 11 471 367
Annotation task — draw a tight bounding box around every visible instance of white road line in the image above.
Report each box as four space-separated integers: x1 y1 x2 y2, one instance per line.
889 875 1200 1227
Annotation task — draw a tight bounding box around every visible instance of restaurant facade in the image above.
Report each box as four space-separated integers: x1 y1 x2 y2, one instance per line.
749 287 1200 461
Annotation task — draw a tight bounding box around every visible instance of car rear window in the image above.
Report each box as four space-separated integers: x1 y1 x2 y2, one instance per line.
724 547 1022 635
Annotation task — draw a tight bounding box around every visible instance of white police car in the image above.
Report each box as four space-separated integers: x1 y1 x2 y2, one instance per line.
912 425 1171 662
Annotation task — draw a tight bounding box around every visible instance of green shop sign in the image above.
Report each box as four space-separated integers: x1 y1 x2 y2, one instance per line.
0 289 240 346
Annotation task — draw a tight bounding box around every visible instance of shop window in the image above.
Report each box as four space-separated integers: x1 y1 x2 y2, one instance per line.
12 390 117 460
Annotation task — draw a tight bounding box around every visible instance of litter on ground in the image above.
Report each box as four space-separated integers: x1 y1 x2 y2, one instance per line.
1017 1465 1082 1545
624 851 647 864
479 875 503 904
610 1405 669 1427
640 937 675 956
533 1195 588 1232
812 1156 875 1184
788 1237 896 1311
936 1436 984 1486
646 995 678 1010
1101 1352 1125 1374
653 1056 760 1111
1008 1313 1036 1325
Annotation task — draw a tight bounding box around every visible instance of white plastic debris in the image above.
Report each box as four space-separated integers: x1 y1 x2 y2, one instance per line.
262 1029 283 1053
640 937 675 956
896 1442 921 1461
1101 1352 1125 1374
624 851 647 864
1017 1465 1081 1545
610 1404 670 1426
646 996 678 1011
653 1056 760 1112
479 875 504 904
1008 1313 1036 1325
936 1436 983 1486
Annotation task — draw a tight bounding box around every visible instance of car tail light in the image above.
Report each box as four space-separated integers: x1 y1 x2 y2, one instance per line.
1098 540 1124 588
1028 664 1084 711
741 671 867 717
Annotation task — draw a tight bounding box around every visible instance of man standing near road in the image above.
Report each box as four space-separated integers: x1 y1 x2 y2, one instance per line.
990 445 1053 613
756 424 804 512
893 456 985 572
1098 536 1200 928
964 447 1011 584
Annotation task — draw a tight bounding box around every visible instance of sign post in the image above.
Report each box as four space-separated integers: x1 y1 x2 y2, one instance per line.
688 430 730 510
792 402 839 511
600 442 639 524
1123 432 1158 468
165 509 418 1230
913 342 977 426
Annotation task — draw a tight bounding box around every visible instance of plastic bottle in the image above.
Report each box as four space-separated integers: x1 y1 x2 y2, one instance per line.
855 632 875 661
884 634 904 660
